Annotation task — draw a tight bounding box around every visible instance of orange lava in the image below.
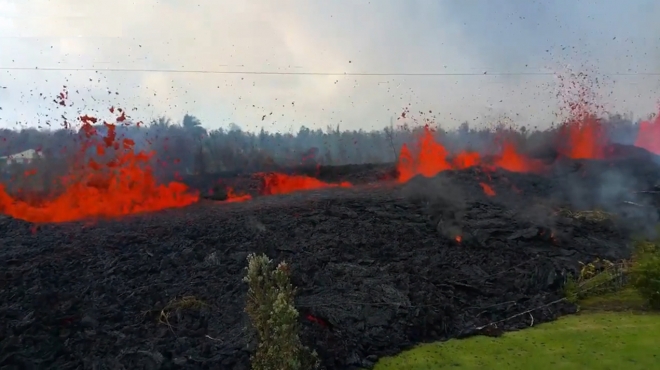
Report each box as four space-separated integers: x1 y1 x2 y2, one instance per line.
452 151 481 169
397 126 452 183
0 120 199 223
396 125 543 182
260 173 351 195
480 182 496 196
554 75 607 160
455 235 462 243
558 113 606 159
225 187 252 203
635 113 660 155
493 141 544 173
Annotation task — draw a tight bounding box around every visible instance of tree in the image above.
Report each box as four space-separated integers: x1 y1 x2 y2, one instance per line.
182 114 207 138
181 114 208 174
228 122 242 132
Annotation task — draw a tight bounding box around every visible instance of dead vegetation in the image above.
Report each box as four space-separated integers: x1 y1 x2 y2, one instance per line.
156 296 208 335
564 235 660 311
563 258 629 305
558 208 613 222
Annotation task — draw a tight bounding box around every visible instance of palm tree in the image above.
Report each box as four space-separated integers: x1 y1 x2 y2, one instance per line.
151 116 173 130
181 114 208 174
182 114 207 138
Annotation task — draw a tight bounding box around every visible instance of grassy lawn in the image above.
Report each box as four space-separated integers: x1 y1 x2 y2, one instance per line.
374 289 660 370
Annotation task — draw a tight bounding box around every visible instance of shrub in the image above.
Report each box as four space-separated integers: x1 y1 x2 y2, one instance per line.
243 253 319 370
630 240 660 309
563 258 627 304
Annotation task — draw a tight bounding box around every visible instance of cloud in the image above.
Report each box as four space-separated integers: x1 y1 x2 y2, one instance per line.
0 0 658 132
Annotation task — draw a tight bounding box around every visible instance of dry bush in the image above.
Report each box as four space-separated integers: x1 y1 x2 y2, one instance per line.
558 208 613 222
563 258 629 303
157 296 207 334
243 253 319 370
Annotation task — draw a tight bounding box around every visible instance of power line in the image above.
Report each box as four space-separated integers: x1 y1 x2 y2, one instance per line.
0 66 554 76
0 66 659 76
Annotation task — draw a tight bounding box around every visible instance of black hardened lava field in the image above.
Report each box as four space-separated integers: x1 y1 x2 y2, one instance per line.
2 149 660 369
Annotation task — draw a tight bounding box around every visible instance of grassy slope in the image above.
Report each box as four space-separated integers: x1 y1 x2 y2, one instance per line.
374 289 660 370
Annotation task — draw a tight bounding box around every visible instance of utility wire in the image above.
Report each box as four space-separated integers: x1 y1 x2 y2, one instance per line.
0 66 659 76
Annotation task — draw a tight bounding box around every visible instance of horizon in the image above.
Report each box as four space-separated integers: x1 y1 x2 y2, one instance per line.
0 106 652 136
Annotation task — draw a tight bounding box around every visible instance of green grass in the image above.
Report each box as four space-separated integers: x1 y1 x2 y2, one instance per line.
579 287 649 312
374 290 660 370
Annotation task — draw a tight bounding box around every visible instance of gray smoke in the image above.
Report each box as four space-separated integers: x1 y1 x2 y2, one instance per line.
557 160 660 238
401 174 468 240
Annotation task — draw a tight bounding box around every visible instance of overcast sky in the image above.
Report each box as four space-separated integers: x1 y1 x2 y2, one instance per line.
0 0 658 133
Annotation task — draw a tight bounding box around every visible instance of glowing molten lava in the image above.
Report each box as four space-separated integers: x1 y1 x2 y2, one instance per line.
225 187 252 203
260 173 351 195
480 182 496 196
558 113 606 159
0 120 199 223
492 141 544 173
397 126 452 183
396 126 542 182
635 114 660 155
453 151 481 169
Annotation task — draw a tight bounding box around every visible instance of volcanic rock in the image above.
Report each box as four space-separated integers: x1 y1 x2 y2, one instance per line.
1 159 659 369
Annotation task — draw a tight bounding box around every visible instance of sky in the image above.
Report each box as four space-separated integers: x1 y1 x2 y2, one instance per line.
0 0 658 133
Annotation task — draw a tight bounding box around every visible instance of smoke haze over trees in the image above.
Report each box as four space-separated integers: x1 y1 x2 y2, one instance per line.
0 110 649 176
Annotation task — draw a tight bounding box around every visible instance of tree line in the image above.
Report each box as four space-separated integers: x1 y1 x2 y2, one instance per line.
0 112 645 177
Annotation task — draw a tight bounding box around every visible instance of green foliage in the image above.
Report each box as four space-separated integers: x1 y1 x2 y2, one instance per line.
630 240 660 309
243 253 319 370
563 275 579 304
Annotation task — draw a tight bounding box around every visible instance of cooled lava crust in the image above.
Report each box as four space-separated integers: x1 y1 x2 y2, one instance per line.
2 150 660 369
